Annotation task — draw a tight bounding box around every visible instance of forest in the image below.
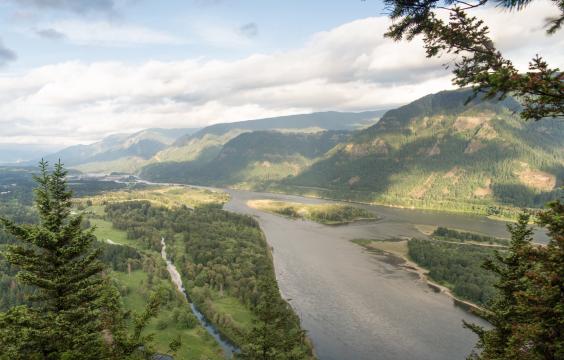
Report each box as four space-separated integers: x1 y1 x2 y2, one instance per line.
101 200 313 357
248 199 376 225
432 227 509 246
407 238 501 306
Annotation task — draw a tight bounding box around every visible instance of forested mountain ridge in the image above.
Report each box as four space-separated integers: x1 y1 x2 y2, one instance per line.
141 89 563 216
141 130 351 187
280 89 563 214
151 110 383 164
173 110 384 146
37 111 383 174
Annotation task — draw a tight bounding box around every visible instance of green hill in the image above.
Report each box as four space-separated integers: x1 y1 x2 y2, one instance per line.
151 110 384 164
278 89 563 215
141 130 350 188
142 89 563 217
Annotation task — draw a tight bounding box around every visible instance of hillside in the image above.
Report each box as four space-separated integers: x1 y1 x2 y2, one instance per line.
141 130 350 187
142 89 563 216
279 89 563 215
40 111 383 173
152 111 384 164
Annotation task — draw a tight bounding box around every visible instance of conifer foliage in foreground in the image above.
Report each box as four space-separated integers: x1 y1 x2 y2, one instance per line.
0 161 162 360
0 160 105 359
465 202 564 359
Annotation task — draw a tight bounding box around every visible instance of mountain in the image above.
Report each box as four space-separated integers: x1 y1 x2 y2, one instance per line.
141 89 564 215
141 130 351 186
280 89 563 213
37 111 384 173
152 111 384 164
41 128 198 173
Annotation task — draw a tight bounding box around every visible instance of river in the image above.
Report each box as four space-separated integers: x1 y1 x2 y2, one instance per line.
223 188 539 360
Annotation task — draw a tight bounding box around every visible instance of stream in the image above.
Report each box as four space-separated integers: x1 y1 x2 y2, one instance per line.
160 237 238 358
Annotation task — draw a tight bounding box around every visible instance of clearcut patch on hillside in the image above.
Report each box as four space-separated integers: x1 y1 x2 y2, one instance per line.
453 113 492 131
473 178 492 197
517 163 556 191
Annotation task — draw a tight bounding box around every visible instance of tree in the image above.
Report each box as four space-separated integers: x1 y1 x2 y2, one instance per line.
384 0 564 120
0 160 106 359
239 277 310 360
0 161 166 359
464 204 564 359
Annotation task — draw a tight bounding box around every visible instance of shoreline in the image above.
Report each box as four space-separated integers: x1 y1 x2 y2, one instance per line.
246 199 379 225
134 175 527 223
232 184 523 222
353 240 484 315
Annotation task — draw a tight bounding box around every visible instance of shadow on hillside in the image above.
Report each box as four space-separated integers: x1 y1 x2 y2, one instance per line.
491 183 563 208
289 134 514 201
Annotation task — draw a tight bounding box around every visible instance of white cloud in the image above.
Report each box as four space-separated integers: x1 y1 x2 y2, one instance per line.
42 20 185 46
0 1 561 146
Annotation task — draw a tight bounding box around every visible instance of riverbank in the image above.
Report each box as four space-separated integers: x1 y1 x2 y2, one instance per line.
225 189 491 360
161 237 239 358
240 183 528 222
351 238 485 314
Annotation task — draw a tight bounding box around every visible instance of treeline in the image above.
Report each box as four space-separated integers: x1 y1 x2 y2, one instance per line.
408 239 498 305
432 227 509 245
102 201 312 357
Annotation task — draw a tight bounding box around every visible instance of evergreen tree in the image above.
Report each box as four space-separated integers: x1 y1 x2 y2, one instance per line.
0 161 176 359
239 277 310 360
465 204 564 359
0 160 106 359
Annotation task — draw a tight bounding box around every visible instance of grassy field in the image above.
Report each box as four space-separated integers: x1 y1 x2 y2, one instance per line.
208 289 256 333
247 199 377 225
112 270 224 360
90 218 138 247
79 185 229 209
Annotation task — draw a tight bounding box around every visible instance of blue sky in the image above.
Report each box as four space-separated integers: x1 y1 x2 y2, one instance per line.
0 0 561 148
1 0 387 70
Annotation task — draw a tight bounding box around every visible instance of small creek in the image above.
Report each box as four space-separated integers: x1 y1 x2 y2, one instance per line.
160 237 238 358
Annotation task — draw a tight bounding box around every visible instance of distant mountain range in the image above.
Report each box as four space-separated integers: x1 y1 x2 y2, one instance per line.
25 89 564 214
0 144 64 165
39 110 384 173
37 128 199 173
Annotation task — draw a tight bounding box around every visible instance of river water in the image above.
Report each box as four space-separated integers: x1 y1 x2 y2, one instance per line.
223 189 544 360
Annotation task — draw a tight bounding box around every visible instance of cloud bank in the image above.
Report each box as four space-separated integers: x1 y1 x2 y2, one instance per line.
0 1 561 146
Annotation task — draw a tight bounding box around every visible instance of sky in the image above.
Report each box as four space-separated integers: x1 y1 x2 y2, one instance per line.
0 0 562 149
